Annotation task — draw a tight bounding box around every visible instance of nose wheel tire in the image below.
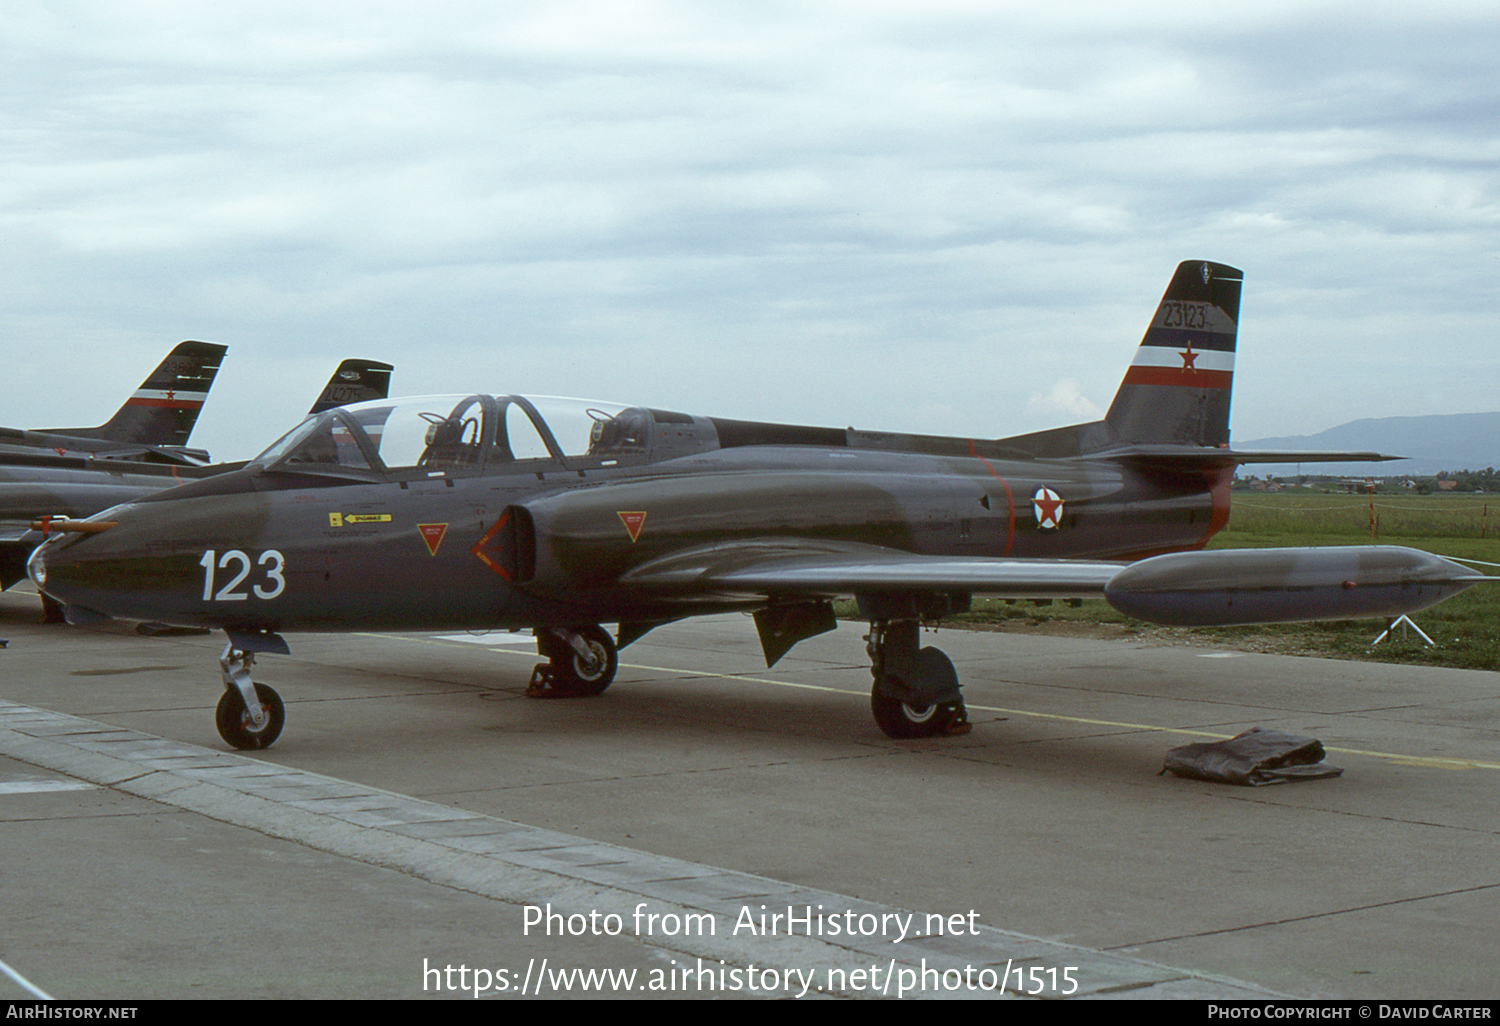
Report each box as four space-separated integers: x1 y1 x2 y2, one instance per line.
215 683 285 750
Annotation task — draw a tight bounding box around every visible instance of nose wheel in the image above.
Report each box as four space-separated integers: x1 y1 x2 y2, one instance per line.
217 641 286 749
215 682 285 750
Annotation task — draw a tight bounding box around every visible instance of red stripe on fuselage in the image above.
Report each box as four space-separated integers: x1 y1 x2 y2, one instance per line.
969 440 1015 556
1197 466 1234 548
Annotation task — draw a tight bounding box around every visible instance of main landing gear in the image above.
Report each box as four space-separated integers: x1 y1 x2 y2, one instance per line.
527 624 618 698
865 618 971 740
217 642 285 750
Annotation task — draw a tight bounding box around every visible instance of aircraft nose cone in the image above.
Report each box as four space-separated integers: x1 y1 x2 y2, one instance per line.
23 517 141 624
25 534 107 624
25 543 47 592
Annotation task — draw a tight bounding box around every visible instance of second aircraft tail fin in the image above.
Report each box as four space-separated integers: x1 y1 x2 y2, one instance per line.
48 340 227 447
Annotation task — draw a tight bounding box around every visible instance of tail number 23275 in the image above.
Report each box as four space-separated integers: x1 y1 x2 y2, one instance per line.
199 549 286 601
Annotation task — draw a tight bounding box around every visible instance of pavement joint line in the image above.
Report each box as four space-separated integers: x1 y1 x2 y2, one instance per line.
0 698 1283 1000
364 633 1500 771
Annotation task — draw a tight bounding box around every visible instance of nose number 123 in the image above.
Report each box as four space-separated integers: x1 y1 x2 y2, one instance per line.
199 549 286 601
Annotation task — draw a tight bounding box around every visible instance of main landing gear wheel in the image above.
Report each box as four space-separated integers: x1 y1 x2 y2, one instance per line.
528 625 618 698
215 682 285 750
870 681 970 739
865 617 972 739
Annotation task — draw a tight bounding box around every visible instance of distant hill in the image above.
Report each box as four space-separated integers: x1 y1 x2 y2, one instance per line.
1237 412 1500 479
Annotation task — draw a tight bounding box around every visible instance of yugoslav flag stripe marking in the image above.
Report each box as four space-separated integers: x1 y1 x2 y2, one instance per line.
1121 367 1233 389
124 398 206 409
124 388 210 408
1128 347 1236 372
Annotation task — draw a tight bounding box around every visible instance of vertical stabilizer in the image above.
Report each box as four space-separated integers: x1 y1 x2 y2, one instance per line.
1103 261 1241 448
307 359 394 414
48 341 227 447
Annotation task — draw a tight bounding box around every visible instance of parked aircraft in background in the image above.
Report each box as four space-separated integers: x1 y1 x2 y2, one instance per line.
26 263 1486 750
2 359 392 598
2 340 227 466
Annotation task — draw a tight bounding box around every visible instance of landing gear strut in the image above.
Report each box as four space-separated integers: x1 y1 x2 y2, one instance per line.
865 619 970 739
216 643 285 749
528 624 618 698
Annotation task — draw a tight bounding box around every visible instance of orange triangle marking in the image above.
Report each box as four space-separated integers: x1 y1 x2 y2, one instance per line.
418 523 448 556
618 511 646 542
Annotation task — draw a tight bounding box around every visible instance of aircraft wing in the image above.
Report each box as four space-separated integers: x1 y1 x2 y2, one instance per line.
0 525 40 589
615 538 1484 637
619 538 1124 599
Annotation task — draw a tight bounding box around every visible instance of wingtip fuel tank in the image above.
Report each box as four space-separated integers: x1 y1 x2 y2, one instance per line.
1104 546 1487 627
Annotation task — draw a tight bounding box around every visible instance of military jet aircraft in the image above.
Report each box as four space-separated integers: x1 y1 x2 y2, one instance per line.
27 262 1487 750
1 358 393 596
2 340 227 465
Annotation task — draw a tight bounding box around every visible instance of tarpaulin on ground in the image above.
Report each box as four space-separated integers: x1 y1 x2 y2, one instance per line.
1161 727 1343 786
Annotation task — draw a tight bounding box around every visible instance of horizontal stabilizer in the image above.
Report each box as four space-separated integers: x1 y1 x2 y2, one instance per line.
1089 445 1404 468
1225 450 1403 465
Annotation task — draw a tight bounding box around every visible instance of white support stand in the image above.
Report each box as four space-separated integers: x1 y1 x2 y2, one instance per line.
1369 615 1436 649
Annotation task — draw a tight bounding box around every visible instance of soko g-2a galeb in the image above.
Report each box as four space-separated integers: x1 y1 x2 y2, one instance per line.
28 262 1486 750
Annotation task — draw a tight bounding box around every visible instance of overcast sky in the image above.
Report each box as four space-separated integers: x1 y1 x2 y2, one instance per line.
5 1 1498 461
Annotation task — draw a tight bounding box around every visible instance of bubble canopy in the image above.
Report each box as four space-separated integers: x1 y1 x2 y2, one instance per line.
251 395 651 476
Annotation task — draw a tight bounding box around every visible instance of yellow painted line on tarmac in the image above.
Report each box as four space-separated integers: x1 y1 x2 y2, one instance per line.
366 633 1500 772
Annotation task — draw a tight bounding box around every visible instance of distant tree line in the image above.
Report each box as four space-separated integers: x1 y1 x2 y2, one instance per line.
1235 468 1500 494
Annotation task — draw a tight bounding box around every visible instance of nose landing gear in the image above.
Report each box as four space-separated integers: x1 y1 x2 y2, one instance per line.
217 641 285 749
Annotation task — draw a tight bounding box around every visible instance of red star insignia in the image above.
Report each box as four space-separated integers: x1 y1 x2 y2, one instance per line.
1179 345 1198 372
165 388 176 400
1032 487 1064 529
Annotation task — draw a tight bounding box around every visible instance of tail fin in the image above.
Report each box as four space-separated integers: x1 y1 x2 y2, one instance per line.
47 341 227 446
1102 260 1242 448
307 359 394 414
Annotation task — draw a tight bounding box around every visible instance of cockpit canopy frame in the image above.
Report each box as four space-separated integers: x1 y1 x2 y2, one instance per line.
252 394 653 481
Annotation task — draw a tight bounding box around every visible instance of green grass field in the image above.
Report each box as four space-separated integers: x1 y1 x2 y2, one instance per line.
945 492 1500 670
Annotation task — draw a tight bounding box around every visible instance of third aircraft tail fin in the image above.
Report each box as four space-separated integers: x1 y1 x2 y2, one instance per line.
1101 260 1242 450
307 359 394 414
